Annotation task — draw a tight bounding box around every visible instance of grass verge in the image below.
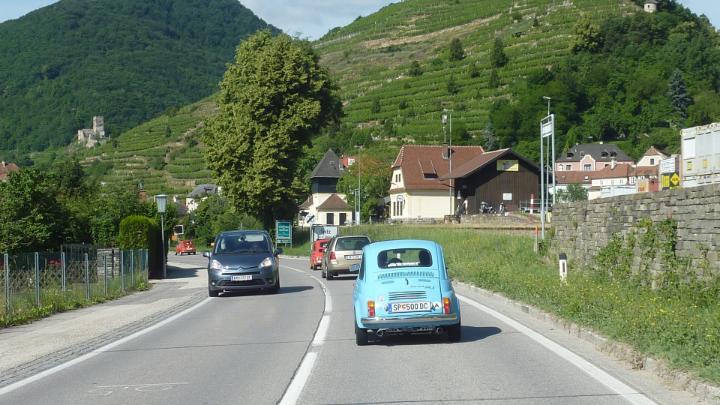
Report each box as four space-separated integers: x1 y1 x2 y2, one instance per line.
342 224 720 385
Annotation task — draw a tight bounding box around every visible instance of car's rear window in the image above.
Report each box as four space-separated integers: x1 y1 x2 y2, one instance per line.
377 248 433 268
215 234 270 254
315 241 328 251
335 237 370 251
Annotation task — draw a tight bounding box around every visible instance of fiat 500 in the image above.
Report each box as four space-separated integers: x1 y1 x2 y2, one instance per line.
351 239 461 345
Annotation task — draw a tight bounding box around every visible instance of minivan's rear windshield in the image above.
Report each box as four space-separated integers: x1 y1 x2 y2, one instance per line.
215 234 270 254
335 237 370 251
377 248 433 268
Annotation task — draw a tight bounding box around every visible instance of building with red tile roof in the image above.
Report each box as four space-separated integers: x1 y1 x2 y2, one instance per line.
0 161 19 182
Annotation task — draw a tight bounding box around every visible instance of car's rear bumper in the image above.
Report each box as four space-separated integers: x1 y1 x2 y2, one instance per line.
360 313 459 328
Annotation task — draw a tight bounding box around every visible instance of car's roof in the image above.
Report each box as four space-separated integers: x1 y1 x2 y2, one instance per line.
363 239 439 255
334 235 370 240
219 230 268 236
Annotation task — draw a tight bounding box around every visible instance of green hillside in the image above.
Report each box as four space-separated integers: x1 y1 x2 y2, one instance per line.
48 0 720 197
0 0 273 156
315 0 635 143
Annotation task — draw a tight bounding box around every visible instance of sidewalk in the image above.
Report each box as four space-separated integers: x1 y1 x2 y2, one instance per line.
0 260 206 388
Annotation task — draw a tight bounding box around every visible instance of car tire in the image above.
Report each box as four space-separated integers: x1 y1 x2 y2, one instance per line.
326 271 334 280
270 275 280 294
447 323 461 342
355 319 369 346
208 287 220 297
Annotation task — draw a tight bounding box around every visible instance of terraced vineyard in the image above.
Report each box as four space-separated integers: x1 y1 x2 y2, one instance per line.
77 98 217 196
316 0 637 141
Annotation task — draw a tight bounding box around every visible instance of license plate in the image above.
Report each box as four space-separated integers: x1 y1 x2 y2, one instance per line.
345 255 361 260
390 301 431 313
231 275 252 281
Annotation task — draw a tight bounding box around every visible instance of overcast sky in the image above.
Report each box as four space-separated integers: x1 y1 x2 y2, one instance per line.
0 0 717 39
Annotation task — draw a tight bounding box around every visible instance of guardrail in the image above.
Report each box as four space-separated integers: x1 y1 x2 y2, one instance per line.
1 248 148 321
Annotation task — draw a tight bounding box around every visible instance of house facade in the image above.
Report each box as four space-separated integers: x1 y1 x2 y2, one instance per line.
298 149 352 226
77 116 107 148
388 145 486 220
444 149 540 213
186 183 219 213
556 143 634 172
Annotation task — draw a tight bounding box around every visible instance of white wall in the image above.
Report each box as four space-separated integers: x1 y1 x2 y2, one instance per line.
390 190 451 219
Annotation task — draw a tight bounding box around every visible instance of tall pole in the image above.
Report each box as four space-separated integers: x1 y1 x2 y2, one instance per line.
357 158 361 225
161 213 166 279
449 111 454 216
540 118 545 240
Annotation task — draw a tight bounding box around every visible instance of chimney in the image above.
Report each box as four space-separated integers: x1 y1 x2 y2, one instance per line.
611 158 616 169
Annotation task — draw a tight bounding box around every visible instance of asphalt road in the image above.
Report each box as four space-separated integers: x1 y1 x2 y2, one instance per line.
0 255 696 404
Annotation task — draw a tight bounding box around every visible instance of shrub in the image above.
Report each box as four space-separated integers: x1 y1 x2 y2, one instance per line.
408 60 423 77
117 215 155 249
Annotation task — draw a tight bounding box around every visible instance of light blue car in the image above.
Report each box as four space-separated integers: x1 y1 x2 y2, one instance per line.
351 239 461 345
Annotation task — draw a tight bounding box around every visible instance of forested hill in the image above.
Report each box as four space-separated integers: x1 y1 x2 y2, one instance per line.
312 0 720 162
0 0 274 156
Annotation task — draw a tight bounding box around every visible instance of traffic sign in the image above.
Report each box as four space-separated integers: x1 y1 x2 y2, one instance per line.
275 220 292 246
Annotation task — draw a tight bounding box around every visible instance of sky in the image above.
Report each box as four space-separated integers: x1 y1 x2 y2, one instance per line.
0 0 717 39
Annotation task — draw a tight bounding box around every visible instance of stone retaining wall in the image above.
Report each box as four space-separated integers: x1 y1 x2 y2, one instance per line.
553 184 720 275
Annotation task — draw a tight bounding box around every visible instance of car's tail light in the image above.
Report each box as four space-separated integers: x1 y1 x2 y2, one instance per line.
443 297 451 314
367 300 375 317
329 251 336 260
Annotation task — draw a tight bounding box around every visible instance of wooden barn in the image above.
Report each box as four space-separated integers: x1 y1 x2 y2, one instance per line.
443 148 539 214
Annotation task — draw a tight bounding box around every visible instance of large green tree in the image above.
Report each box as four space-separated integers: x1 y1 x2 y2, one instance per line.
204 31 341 227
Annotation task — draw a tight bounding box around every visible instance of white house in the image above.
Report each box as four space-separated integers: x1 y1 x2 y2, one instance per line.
644 0 658 13
298 149 352 226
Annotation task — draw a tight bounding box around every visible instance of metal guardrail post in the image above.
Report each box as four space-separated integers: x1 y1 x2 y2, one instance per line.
34 252 40 307
61 252 67 292
111 249 115 279
103 255 108 296
120 250 125 292
145 249 149 281
4 253 9 314
84 253 90 300
130 250 135 288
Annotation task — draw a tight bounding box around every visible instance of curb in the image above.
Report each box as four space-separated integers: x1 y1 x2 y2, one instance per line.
453 280 720 405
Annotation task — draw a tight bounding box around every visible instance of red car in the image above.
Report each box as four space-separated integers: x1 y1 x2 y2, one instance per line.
175 240 197 255
310 238 330 270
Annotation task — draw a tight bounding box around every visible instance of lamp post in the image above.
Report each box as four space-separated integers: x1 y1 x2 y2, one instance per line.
442 109 454 215
155 194 167 279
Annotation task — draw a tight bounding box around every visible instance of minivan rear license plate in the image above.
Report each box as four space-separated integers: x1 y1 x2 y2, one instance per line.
390 302 431 313
345 255 361 260
231 275 252 281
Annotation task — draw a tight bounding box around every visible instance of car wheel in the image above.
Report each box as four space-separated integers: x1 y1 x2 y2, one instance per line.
270 275 280 294
326 271 334 280
208 287 220 297
355 319 369 346
447 323 462 342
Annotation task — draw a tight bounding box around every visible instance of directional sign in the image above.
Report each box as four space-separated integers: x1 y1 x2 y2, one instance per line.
275 220 292 245
540 114 554 138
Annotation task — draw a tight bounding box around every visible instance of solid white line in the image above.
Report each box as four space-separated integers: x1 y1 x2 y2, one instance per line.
279 263 332 405
312 315 331 347
0 297 211 397
278 352 317 405
457 294 657 405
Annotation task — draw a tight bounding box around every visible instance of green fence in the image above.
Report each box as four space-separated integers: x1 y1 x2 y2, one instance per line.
1 247 148 321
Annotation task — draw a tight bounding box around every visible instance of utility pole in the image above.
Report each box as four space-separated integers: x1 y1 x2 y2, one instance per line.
442 109 454 215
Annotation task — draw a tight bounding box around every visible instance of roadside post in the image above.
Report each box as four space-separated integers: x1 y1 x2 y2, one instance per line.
4 253 9 314
130 250 135 287
34 252 40 307
61 252 67 292
103 255 108 296
120 250 125 292
534 226 539 253
559 252 568 283
84 253 90 300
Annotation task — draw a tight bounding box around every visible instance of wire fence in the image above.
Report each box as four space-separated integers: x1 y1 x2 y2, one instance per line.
0 247 149 321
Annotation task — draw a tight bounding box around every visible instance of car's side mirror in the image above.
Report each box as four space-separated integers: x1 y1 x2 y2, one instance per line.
275 248 283 256
202 251 211 258
349 263 360 273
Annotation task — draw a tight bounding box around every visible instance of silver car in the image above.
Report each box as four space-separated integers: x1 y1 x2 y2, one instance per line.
204 230 282 296
322 235 371 280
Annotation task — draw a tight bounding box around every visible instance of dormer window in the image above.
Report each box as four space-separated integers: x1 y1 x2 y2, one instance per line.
580 151 586 157
610 151 617 157
601 151 608 158
566 152 574 158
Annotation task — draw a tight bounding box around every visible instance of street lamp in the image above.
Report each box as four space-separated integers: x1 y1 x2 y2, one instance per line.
155 194 167 279
442 109 454 215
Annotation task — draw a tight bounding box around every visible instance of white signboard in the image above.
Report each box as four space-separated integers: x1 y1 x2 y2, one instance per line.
540 114 554 138
503 193 513 201
660 157 676 174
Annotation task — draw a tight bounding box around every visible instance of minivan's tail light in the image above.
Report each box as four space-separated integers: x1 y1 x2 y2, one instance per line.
329 251 336 260
367 300 375 317
443 297 451 314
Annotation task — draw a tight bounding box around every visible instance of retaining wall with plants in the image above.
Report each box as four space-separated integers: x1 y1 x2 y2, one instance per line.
553 183 720 281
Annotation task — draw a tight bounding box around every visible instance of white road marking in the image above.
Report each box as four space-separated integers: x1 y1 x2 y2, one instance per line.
457 294 657 405
88 382 189 396
279 262 332 405
0 298 211 397
278 352 317 405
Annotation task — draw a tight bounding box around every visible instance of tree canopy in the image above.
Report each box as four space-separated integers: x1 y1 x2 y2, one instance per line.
204 31 341 227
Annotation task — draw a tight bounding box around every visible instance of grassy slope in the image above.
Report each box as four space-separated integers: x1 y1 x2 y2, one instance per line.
39 0 638 196
316 0 635 141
